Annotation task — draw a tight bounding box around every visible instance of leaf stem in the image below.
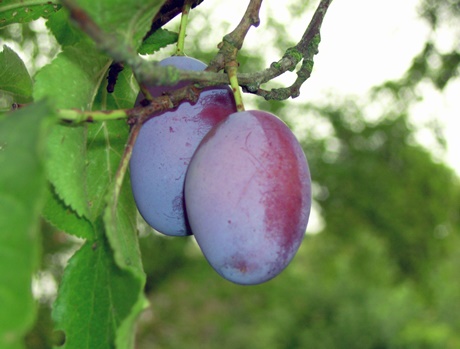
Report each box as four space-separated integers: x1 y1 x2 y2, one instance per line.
58 108 129 123
176 0 192 56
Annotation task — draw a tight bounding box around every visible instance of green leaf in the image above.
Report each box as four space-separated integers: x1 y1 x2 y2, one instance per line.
46 8 89 47
85 120 130 221
138 28 179 55
33 42 111 110
104 173 147 348
44 124 89 219
0 45 33 110
33 42 112 219
0 0 61 27
52 237 145 349
74 0 167 49
42 184 94 240
95 66 139 110
0 101 54 349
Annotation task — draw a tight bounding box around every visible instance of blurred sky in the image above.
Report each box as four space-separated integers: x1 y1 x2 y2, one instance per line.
200 0 460 174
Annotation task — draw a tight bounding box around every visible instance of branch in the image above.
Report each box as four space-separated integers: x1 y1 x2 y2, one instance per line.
57 84 201 124
207 0 262 73
61 0 333 100
243 0 334 99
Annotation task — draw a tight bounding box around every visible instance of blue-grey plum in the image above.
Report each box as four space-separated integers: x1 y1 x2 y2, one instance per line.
130 56 236 236
184 110 311 284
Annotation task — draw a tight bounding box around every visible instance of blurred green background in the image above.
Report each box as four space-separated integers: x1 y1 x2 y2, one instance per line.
3 0 459 348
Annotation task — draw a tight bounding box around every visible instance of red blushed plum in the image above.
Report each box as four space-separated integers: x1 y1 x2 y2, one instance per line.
129 56 237 236
184 110 311 285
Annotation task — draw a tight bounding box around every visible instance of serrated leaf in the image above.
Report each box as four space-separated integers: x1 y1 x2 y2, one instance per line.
46 8 89 47
104 163 148 349
74 0 167 49
0 45 33 110
0 101 54 349
138 28 178 55
33 42 111 219
52 238 144 349
33 42 111 110
44 124 89 218
42 184 94 240
85 120 130 221
0 0 60 27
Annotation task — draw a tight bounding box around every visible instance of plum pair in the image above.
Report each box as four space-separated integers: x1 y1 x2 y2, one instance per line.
130 56 312 285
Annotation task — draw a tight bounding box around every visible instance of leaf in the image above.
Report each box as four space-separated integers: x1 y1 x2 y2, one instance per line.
85 120 130 221
33 42 111 219
138 28 179 55
74 0 167 49
0 0 61 27
44 124 89 219
52 238 145 349
42 184 94 240
0 101 54 349
104 172 148 349
46 8 89 47
0 45 33 110
33 42 111 110
94 65 139 110
98 66 146 348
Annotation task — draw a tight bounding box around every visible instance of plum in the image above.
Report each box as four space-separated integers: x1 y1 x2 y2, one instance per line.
129 56 237 236
184 110 311 285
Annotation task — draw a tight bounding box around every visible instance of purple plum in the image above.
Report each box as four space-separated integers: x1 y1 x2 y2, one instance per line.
184 110 311 284
130 56 236 236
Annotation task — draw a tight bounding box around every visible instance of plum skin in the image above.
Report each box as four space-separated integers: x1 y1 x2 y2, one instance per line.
129 56 236 236
184 110 311 285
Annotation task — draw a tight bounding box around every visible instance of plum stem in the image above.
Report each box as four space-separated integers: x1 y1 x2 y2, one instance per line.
227 63 245 112
176 0 192 56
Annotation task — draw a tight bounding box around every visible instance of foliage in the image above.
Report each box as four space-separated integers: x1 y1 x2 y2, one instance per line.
1 0 460 349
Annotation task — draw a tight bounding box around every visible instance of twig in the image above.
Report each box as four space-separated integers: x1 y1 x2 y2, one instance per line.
207 0 262 73
243 0 333 99
58 84 201 124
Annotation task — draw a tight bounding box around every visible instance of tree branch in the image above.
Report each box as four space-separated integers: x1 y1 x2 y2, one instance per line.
60 0 333 101
207 0 262 73
243 0 333 99
58 84 201 124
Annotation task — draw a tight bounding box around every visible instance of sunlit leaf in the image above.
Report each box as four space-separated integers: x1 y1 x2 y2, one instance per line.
33 42 111 219
0 45 33 110
138 28 178 55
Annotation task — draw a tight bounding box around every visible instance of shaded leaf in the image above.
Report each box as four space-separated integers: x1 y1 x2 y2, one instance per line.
0 0 60 27
52 238 143 349
46 8 89 47
0 101 54 349
138 28 178 55
0 45 33 110
42 184 94 240
104 173 147 348
74 0 167 49
94 65 139 110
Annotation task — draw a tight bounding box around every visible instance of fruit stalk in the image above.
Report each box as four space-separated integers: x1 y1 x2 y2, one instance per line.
226 62 245 112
